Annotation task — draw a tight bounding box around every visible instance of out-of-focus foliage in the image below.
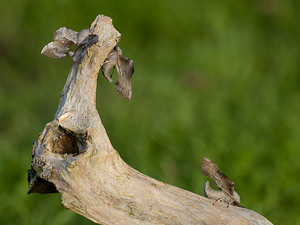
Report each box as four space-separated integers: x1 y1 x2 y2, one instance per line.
0 0 299 224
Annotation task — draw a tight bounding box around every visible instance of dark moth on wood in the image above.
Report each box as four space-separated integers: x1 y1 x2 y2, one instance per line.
72 29 99 64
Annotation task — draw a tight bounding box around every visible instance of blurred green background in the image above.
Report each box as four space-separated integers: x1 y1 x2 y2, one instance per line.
1 0 299 224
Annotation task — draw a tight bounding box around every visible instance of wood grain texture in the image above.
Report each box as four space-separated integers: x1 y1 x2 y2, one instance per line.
27 15 273 225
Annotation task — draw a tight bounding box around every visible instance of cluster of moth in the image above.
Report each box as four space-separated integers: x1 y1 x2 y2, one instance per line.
41 26 134 100
41 24 243 208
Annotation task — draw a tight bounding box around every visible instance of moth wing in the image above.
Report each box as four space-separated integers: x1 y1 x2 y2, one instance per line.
41 37 75 59
72 44 87 64
54 27 77 43
72 34 99 64
201 157 235 195
115 55 134 100
101 50 117 82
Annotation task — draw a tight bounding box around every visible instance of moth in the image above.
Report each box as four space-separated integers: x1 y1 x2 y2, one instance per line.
71 29 98 64
41 25 135 100
200 157 242 207
41 27 98 64
41 27 77 59
102 45 134 100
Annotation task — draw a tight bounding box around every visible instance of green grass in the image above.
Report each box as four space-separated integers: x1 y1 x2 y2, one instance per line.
1 0 300 224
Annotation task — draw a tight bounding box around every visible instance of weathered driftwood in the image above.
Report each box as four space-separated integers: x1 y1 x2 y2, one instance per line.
27 15 273 225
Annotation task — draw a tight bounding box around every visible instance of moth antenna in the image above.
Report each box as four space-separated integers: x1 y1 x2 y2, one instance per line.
208 181 218 188
116 47 120 67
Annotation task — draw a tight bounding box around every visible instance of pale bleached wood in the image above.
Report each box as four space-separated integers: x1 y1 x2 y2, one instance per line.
28 15 273 225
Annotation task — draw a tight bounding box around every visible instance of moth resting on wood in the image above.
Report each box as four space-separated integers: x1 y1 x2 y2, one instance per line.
40 27 77 59
71 29 99 64
101 45 134 100
41 27 98 64
41 26 135 100
200 157 242 207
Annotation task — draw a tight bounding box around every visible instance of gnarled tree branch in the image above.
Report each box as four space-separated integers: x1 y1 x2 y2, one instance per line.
27 15 273 225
